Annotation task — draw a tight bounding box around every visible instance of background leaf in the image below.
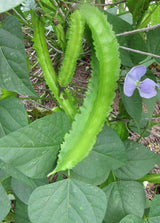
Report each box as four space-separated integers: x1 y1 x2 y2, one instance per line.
0 98 28 138
126 0 151 26
0 113 71 178
105 12 147 67
0 16 37 96
143 96 157 123
119 214 144 223
114 141 158 180
28 179 107 223
148 195 160 222
0 0 24 13
147 26 160 63
103 181 146 223
11 177 48 205
71 125 127 185
0 183 11 222
120 87 142 128
15 198 31 223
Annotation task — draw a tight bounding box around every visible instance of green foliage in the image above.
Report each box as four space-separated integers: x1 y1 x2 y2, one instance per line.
114 141 158 180
0 98 28 138
0 1 160 223
126 0 151 26
119 215 144 223
0 16 37 96
71 125 127 185
0 113 71 178
28 179 107 223
148 195 160 222
0 0 24 13
0 183 11 221
105 11 148 66
147 26 160 63
15 198 31 223
103 181 146 223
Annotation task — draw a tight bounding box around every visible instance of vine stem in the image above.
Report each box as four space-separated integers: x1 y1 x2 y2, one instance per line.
116 23 160 36
119 46 160 58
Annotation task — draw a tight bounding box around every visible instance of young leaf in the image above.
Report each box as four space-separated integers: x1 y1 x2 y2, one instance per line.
114 141 158 180
0 113 71 178
0 183 11 222
103 181 146 223
0 0 24 13
0 98 28 138
28 179 107 223
119 214 144 223
71 125 127 185
0 16 37 96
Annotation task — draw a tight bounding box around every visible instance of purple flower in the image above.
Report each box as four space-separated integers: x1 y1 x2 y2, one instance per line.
124 65 159 98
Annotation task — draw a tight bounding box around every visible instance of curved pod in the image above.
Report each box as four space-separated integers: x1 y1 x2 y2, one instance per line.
49 5 120 175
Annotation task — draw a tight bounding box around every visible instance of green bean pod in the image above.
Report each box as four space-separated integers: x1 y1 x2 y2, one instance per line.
48 5 120 175
58 10 84 87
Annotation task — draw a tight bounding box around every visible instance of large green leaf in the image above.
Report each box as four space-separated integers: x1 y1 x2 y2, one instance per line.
119 214 144 223
105 12 147 67
114 141 157 180
0 113 71 178
148 195 160 223
103 181 146 223
0 0 24 13
28 179 107 223
11 177 48 205
0 98 28 138
15 198 31 223
0 16 37 96
0 183 11 221
147 26 160 63
71 125 127 185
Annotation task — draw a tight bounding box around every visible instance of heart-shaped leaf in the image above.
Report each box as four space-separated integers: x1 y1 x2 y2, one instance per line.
28 179 107 223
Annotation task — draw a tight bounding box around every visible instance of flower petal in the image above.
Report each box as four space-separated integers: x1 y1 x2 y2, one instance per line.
124 75 137 97
138 78 159 98
126 65 147 81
